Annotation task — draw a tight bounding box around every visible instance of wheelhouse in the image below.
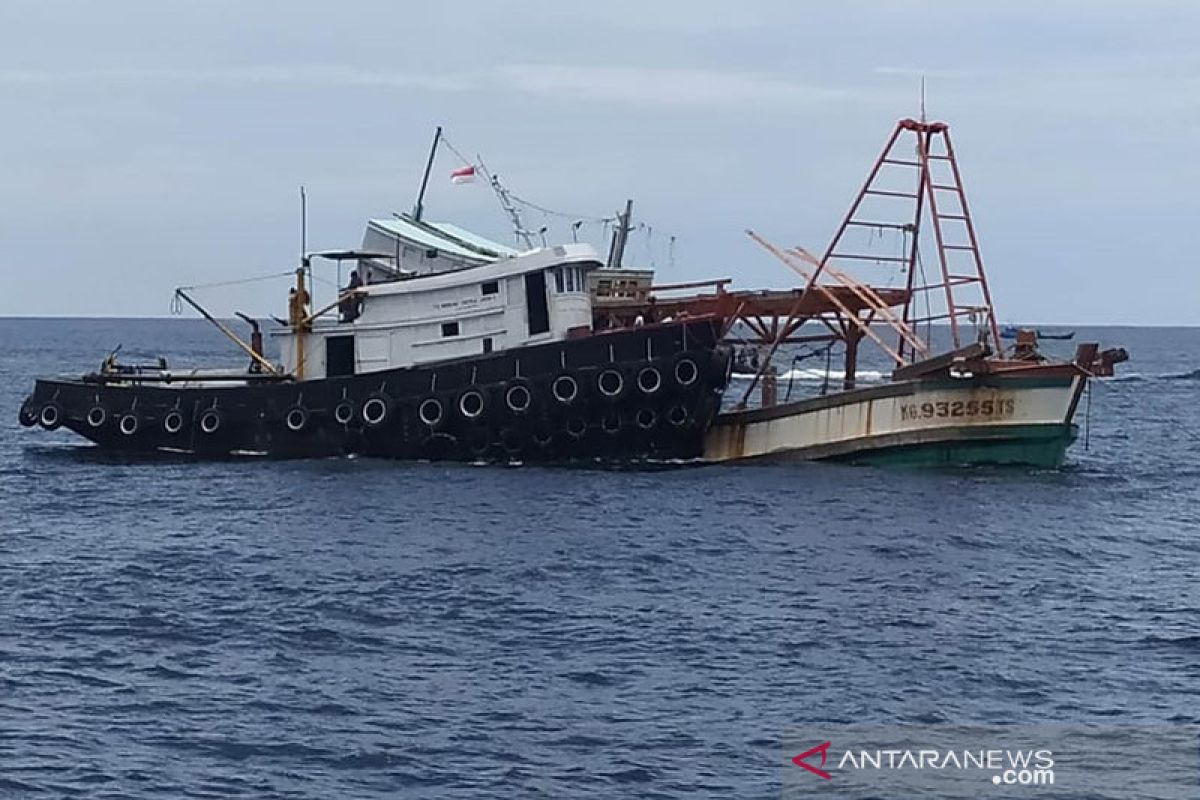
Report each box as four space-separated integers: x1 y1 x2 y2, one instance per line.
273 244 602 380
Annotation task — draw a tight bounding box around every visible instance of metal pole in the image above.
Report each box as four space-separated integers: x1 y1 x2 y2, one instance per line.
609 199 633 269
300 185 307 262
174 289 280 375
843 329 859 391
413 126 442 222
300 185 312 309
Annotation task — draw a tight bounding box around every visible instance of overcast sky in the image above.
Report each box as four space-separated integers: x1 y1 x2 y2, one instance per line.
1 1 1197 323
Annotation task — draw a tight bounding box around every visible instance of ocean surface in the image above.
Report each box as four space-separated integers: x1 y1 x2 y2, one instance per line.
1 318 1198 798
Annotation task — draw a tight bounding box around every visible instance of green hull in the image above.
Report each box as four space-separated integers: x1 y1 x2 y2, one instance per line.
828 423 1078 469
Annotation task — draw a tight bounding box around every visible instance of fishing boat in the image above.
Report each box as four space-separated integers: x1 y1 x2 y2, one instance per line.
17 133 732 462
601 117 1126 468
1001 325 1075 341
18 241 730 461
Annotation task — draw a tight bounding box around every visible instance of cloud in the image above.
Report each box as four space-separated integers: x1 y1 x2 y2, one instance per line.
495 64 853 107
872 66 979 79
0 61 868 111
0 65 474 92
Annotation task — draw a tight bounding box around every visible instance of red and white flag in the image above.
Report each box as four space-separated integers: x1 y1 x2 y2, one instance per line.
450 165 476 184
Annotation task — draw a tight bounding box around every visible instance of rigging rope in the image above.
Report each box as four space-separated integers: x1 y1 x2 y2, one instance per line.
176 270 296 293
439 132 682 259
170 269 298 316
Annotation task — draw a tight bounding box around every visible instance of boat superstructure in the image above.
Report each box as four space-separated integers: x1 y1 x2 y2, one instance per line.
278 243 599 380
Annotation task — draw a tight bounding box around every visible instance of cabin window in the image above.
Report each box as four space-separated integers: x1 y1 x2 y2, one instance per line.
525 270 550 335
481 281 499 296
425 248 439 259
441 321 460 337
482 337 493 354
565 267 575 292
554 268 564 293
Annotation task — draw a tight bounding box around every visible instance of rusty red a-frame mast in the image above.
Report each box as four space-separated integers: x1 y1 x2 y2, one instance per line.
599 117 1005 399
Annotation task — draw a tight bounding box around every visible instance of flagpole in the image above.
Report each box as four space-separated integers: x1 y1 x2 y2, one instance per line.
412 125 442 222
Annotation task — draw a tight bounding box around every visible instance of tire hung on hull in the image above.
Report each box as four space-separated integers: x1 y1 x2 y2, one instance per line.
118 412 140 436
635 407 658 430
673 353 701 389
635 363 665 397
667 404 693 428
551 374 579 405
38 401 64 431
163 408 187 435
531 424 555 449
18 398 38 428
457 388 487 422
198 407 223 435
565 417 588 440
421 432 456 459
503 379 534 416
86 405 109 429
601 411 622 435
361 394 391 428
464 426 492 458
499 427 525 457
418 396 446 429
285 405 309 433
595 365 627 401
333 400 356 426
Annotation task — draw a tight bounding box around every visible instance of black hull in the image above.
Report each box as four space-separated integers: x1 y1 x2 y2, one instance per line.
20 319 732 464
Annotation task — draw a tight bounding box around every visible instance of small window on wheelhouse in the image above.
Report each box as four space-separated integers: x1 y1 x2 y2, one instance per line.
482 337 493 354
441 321 460 337
554 268 564 293
481 281 499 296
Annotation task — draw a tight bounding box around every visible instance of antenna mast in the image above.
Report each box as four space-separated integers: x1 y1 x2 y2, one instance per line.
484 168 535 249
299 185 307 259
606 199 634 269
412 125 442 222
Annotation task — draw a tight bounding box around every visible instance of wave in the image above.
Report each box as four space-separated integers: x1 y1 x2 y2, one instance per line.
733 367 1199 385
1100 369 1200 383
730 368 887 383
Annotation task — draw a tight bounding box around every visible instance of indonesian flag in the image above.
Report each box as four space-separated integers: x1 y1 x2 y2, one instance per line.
450 165 476 184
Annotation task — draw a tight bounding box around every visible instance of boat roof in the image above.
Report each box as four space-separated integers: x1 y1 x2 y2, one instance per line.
428 222 522 258
366 216 522 262
364 243 601 297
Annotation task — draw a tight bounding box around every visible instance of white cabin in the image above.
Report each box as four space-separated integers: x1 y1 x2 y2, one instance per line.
273 244 601 380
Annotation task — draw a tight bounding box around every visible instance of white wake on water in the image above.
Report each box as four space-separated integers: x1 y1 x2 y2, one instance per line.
730 368 888 383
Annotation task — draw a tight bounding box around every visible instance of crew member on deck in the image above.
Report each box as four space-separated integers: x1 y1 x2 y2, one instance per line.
645 296 658 324
339 269 363 323
288 269 311 328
